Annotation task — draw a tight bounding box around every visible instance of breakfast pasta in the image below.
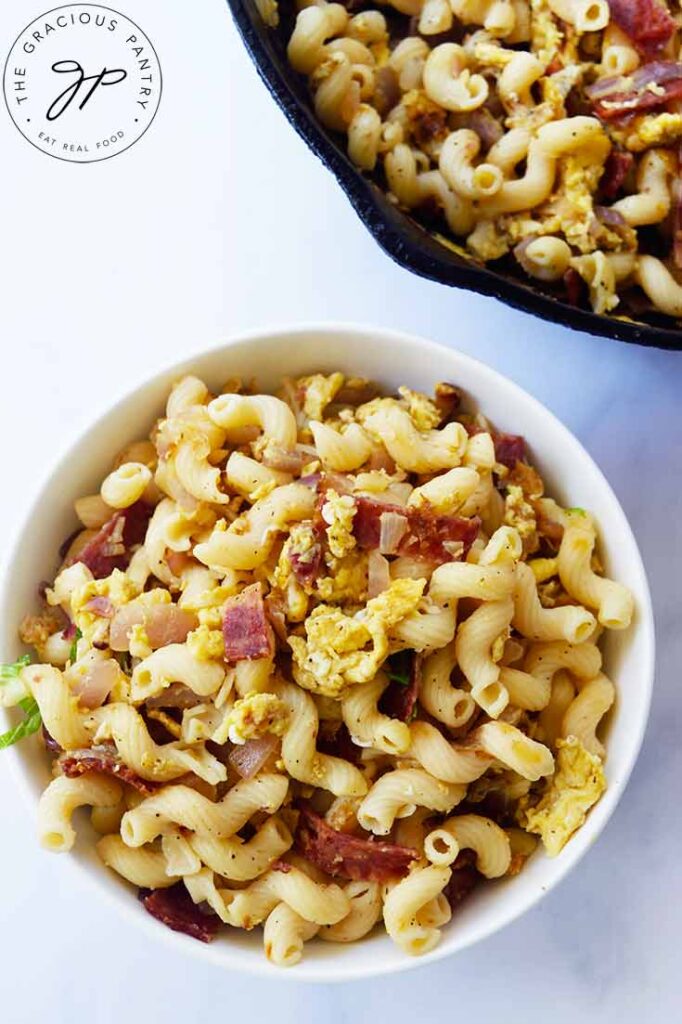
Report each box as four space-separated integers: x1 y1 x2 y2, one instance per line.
279 0 682 322
1 370 633 965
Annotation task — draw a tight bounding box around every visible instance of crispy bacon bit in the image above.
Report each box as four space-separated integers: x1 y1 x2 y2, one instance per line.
296 805 417 882
271 859 292 873
587 61 682 122
59 744 157 794
563 267 586 307
68 502 152 579
317 722 361 764
351 496 479 565
599 150 634 200
433 382 463 424
288 539 324 588
222 583 274 663
444 849 481 908
606 0 675 59
380 652 422 723
494 433 526 470
139 884 220 943
84 596 115 618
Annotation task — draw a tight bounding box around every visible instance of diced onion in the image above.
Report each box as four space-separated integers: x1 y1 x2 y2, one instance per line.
228 735 279 778
368 549 391 597
379 511 409 554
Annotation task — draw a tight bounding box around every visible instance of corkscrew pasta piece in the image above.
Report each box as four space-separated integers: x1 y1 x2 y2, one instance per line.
38 774 122 852
418 642 476 728
424 814 512 876
513 562 597 644
319 880 383 943
189 816 294 881
383 864 452 955
120 774 289 847
264 903 320 966
97 834 180 888
558 513 634 629
357 769 466 835
9 367 635 966
561 672 615 758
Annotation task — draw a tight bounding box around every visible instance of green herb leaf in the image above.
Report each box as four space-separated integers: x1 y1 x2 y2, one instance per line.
0 655 31 682
0 696 41 750
385 651 413 688
69 628 83 664
566 507 587 516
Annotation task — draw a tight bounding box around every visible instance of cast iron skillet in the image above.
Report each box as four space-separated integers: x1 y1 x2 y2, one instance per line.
226 0 682 350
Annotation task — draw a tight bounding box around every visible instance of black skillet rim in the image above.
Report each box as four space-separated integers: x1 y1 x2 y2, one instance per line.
226 0 682 351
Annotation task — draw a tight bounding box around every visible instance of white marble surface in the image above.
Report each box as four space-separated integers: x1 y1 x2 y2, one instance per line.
1 0 681 1019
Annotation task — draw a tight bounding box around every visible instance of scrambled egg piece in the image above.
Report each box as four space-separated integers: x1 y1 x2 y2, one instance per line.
187 624 225 661
182 580 239 628
528 557 558 583
289 578 425 697
620 112 682 153
467 220 511 262
274 524 319 590
504 485 537 545
299 372 344 422
518 737 606 856
321 490 357 559
224 692 288 744
397 386 441 431
530 0 563 66
128 623 152 660
71 569 140 643
317 551 368 604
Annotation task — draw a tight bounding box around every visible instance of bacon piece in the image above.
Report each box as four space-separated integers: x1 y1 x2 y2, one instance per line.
599 150 634 200
351 496 479 565
444 849 481 908
138 884 220 943
317 722 361 764
379 652 422 723
59 744 158 794
296 805 417 882
288 537 324 588
271 859 292 873
606 0 675 59
587 61 682 122
563 267 586 307
69 502 152 579
222 583 274 663
493 433 526 470
433 382 463 424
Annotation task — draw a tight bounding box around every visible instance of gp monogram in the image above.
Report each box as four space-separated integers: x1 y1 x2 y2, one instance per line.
3 4 161 163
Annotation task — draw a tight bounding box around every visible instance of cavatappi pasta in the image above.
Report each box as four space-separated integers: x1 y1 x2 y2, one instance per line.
3 369 632 966
277 0 682 324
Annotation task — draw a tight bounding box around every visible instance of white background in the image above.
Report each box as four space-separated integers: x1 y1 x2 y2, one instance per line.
1 1 681 1020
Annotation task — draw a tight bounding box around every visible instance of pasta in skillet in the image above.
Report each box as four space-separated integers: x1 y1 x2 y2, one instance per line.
277 0 682 324
2 368 631 966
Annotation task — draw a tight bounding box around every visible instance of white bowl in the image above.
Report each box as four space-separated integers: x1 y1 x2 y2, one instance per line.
0 324 654 982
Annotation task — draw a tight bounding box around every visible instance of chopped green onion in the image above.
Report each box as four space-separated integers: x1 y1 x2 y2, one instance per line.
385 651 412 687
69 628 83 664
0 696 41 750
0 655 30 682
